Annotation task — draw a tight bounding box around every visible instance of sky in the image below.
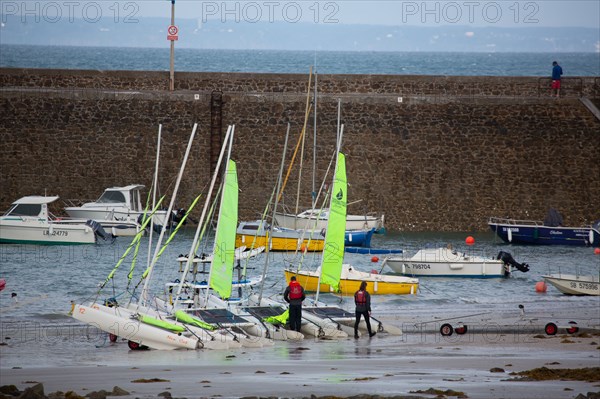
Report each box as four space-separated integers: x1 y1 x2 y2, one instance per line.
1 0 599 28
115 0 599 28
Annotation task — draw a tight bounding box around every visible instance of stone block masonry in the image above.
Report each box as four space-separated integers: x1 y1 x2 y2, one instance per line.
1 69 599 231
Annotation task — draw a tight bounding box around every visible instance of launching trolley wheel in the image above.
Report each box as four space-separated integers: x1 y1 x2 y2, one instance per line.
127 340 148 350
440 323 454 336
109 333 118 343
544 322 558 336
455 325 468 335
566 321 579 334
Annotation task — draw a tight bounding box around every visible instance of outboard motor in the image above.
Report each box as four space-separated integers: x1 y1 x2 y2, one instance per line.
497 251 530 273
86 219 112 242
172 208 189 225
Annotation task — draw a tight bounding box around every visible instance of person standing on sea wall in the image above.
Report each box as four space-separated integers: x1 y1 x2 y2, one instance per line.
551 61 563 98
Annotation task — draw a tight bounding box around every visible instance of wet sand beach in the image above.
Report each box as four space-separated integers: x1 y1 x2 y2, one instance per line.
2 309 599 399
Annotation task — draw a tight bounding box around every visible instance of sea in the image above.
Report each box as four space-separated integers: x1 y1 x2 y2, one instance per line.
1 44 600 76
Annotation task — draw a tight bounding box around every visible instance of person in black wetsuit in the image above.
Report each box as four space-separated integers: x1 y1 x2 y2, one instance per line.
354 281 376 339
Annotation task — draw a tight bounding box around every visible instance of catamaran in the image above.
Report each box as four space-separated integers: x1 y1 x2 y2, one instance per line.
285 144 408 336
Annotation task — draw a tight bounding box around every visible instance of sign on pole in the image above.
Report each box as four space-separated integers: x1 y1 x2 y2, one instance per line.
167 25 179 41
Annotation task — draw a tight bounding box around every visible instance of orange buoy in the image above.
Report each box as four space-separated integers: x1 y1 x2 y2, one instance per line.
594 248 600 255
300 245 307 253
371 256 379 263
535 281 547 293
465 236 475 246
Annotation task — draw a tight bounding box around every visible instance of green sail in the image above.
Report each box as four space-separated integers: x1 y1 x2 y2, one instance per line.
209 159 238 300
320 152 347 292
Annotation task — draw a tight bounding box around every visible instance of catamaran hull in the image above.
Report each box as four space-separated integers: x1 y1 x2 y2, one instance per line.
71 304 198 350
123 303 242 350
247 294 347 339
0 220 96 245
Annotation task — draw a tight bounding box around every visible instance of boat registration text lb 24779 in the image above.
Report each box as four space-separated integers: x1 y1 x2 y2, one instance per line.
43 230 68 236
411 264 431 270
571 282 596 290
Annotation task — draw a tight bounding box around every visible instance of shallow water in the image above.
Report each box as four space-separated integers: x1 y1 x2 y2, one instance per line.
0 229 598 367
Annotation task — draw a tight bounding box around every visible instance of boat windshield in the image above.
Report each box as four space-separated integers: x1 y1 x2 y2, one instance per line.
96 190 127 204
5 203 42 217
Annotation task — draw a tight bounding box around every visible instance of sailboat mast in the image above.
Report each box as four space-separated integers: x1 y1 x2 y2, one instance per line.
146 124 162 283
173 125 233 310
312 58 318 208
141 123 198 306
203 128 236 305
315 123 344 303
258 124 290 303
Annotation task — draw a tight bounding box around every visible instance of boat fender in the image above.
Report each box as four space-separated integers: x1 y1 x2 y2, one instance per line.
320 228 326 237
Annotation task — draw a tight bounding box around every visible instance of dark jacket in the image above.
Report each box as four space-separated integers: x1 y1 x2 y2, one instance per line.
354 289 371 313
552 64 563 80
283 281 306 306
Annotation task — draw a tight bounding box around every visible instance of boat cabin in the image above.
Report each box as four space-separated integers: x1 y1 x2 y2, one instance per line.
89 185 144 212
2 196 58 219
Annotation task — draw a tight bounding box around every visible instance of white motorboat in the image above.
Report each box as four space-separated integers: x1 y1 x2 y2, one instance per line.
543 273 600 296
0 196 107 245
64 184 173 229
54 218 141 237
274 208 384 232
385 247 530 278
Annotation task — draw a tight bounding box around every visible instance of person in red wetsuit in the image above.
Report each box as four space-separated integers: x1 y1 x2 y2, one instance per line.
354 281 376 339
283 276 305 332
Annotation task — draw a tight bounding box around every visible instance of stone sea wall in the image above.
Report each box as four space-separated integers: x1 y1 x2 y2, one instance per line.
1 68 599 231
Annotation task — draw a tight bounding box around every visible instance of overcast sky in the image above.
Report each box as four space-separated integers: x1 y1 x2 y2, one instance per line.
3 1 597 28
129 1 600 28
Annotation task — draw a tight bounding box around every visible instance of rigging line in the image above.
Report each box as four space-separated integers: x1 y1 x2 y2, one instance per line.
190 184 222 285
258 124 290 302
99 197 166 290
277 68 313 203
147 124 162 277
294 66 314 217
126 180 158 291
131 194 204 296
174 125 233 311
141 123 199 308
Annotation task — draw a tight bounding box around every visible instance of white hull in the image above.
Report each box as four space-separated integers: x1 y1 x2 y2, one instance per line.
71 303 198 350
65 207 170 227
198 294 303 341
543 274 600 296
56 218 142 237
0 219 96 245
146 298 273 348
247 294 347 339
274 210 383 231
386 247 506 278
124 303 243 350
